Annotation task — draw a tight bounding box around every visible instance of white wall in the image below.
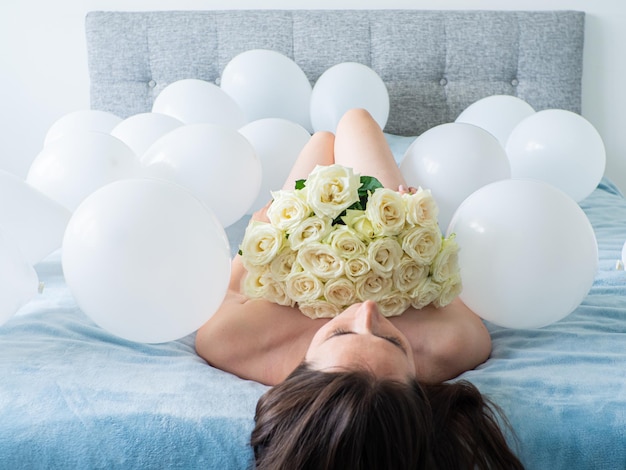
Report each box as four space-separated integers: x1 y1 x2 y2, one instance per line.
2 0 625 192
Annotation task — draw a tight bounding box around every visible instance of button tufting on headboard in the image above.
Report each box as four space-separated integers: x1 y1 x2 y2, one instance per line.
85 10 584 136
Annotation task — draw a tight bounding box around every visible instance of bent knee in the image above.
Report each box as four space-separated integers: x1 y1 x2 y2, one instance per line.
336 108 379 134
310 130 336 142
341 107 373 121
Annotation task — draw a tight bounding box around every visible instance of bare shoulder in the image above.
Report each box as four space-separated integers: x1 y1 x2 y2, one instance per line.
195 289 327 386
390 299 492 383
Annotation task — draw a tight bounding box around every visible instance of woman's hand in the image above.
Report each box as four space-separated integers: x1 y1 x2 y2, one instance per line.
398 185 417 195
252 200 272 223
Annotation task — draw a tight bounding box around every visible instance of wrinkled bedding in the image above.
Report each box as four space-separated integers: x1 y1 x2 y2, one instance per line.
1 134 625 468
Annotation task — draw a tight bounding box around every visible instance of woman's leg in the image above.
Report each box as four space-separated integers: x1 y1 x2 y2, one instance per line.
333 108 407 189
281 131 335 190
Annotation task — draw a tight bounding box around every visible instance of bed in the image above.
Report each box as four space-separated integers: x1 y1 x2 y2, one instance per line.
1 9 624 469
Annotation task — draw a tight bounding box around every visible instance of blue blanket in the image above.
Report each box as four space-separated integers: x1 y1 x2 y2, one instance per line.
0 254 267 469
1 170 625 469
463 177 626 468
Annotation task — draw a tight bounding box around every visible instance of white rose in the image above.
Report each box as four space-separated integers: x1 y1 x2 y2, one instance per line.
324 277 358 307
288 215 332 250
393 255 428 293
264 279 295 307
324 225 367 259
433 275 463 308
365 188 406 236
298 300 342 319
367 237 403 276
240 220 285 267
344 257 371 280
409 277 442 310
400 224 443 266
296 242 345 280
284 271 323 303
341 209 376 240
355 270 393 302
430 236 460 283
305 164 361 219
403 187 439 227
269 248 298 281
243 266 294 306
377 292 411 317
242 266 268 299
267 189 311 232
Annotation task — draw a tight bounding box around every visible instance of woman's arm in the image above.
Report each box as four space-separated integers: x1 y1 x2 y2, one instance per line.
390 299 492 384
195 195 330 386
197 264 490 386
195 256 328 386
198 200 489 385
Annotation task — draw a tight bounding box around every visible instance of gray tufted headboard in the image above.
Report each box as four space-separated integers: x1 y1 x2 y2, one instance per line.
85 10 584 137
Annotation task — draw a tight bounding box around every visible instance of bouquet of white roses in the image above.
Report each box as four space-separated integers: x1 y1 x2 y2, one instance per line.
239 164 461 319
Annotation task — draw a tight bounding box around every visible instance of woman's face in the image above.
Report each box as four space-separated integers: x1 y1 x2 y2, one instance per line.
305 300 416 382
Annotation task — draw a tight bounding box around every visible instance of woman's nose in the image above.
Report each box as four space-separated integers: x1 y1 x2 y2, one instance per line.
353 300 382 333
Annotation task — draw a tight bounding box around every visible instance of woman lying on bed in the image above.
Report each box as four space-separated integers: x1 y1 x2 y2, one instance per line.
196 108 523 470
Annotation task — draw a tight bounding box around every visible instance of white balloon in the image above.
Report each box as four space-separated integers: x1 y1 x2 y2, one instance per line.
152 79 246 129
62 178 231 343
221 49 313 131
0 229 39 326
456 95 535 147
239 118 311 213
27 131 140 211
0 169 71 265
400 122 511 230
141 123 262 227
110 112 183 157
44 110 122 146
447 179 598 329
506 109 606 202
310 62 389 133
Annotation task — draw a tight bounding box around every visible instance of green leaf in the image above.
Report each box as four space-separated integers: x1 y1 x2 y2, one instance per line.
358 175 383 196
332 214 346 226
295 179 306 190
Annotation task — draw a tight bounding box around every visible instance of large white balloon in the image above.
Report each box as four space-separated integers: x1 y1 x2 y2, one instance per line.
400 122 511 230
0 169 71 265
26 131 140 211
0 229 39 326
62 178 231 343
141 123 262 227
506 109 606 202
220 49 313 131
456 95 535 147
152 79 246 129
44 110 122 146
447 179 598 329
110 112 183 157
239 118 311 213
310 62 389 133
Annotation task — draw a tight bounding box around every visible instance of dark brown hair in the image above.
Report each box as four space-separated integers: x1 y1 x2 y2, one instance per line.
251 363 523 470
